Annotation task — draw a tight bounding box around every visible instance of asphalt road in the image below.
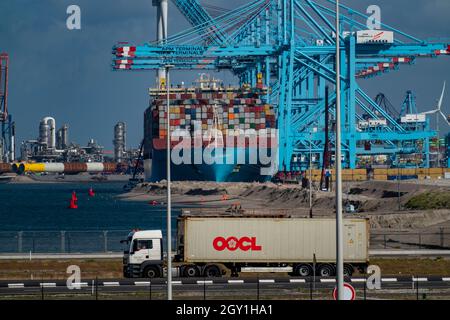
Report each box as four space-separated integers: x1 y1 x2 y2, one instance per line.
1 276 449 297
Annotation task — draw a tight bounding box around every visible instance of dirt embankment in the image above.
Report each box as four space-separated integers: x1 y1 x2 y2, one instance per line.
120 180 450 233
121 180 450 212
1 258 449 280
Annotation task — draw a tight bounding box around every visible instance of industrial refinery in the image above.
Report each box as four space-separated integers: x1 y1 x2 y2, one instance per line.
19 116 106 163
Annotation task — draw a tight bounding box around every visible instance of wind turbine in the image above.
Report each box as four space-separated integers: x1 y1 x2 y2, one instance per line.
422 81 449 166
422 81 449 125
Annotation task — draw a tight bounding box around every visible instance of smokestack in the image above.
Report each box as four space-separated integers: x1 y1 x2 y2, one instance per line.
114 122 126 163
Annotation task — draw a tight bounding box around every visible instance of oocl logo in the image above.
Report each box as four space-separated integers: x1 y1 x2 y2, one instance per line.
213 236 262 252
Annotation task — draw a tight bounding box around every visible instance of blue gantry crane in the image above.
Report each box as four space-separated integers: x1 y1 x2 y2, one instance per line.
112 0 450 170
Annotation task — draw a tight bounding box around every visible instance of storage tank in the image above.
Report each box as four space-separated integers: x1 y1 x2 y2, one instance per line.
113 122 126 163
39 120 49 146
61 124 68 149
39 117 56 149
56 125 69 150
178 216 369 264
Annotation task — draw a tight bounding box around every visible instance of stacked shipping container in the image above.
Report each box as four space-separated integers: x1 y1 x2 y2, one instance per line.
149 91 276 144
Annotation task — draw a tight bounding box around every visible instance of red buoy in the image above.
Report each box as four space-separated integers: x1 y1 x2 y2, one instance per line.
88 187 95 197
69 191 78 209
68 198 78 209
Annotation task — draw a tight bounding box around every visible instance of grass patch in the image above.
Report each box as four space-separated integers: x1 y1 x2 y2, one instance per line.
371 257 450 276
405 192 450 210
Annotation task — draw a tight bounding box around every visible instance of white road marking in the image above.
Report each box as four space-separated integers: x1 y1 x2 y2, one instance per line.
228 280 244 284
8 283 24 288
197 280 213 285
442 277 450 281
412 277 428 282
320 279 336 283
289 279 306 283
350 278 366 282
72 282 88 288
134 281 151 286
381 278 397 282
40 283 56 288
103 282 120 287
259 279 275 283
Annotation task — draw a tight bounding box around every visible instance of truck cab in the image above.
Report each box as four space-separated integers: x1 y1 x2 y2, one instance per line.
122 230 163 278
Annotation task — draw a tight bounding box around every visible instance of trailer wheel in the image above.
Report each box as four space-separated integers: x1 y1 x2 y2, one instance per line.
143 266 160 278
183 265 200 277
203 265 221 278
294 264 313 277
344 264 354 277
318 264 334 277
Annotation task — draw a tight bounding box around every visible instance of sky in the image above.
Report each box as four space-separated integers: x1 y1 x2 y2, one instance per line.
0 0 449 151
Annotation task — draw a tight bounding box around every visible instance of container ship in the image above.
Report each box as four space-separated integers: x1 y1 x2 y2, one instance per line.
143 76 278 182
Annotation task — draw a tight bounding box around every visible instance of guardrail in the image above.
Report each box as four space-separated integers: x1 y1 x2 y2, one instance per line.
370 230 449 250
0 230 448 254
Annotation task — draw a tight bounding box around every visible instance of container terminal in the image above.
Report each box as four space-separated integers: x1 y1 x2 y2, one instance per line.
1 1 450 183
111 0 450 184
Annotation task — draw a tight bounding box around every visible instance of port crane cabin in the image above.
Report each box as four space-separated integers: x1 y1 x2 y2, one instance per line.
112 0 450 171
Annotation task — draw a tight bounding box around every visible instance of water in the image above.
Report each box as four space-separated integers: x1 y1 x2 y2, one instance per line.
0 182 179 253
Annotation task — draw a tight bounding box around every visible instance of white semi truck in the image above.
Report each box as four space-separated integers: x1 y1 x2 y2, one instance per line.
122 212 369 278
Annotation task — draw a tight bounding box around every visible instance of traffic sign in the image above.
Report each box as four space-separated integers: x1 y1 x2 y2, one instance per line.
333 283 356 300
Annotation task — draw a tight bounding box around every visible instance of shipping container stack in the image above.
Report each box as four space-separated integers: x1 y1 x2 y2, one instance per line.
148 90 276 147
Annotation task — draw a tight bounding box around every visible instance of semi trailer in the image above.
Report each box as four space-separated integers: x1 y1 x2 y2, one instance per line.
122 211 369 278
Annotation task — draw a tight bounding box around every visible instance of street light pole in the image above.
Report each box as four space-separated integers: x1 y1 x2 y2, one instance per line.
309 132 313 218
165 64 174 300
335 0 344 300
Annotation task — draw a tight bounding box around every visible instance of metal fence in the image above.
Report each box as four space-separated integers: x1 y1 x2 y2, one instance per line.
370 230 450 250
0 230 130 254
0 230 449 254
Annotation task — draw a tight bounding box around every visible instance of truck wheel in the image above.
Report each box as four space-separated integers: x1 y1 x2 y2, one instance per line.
143 266 160 278
294 264 313 277
183 265 200 277
203 265 221 278
318 264 334 277
344 264 354 277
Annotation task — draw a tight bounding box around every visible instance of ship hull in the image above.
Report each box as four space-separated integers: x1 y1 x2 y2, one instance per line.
147 147 275 182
